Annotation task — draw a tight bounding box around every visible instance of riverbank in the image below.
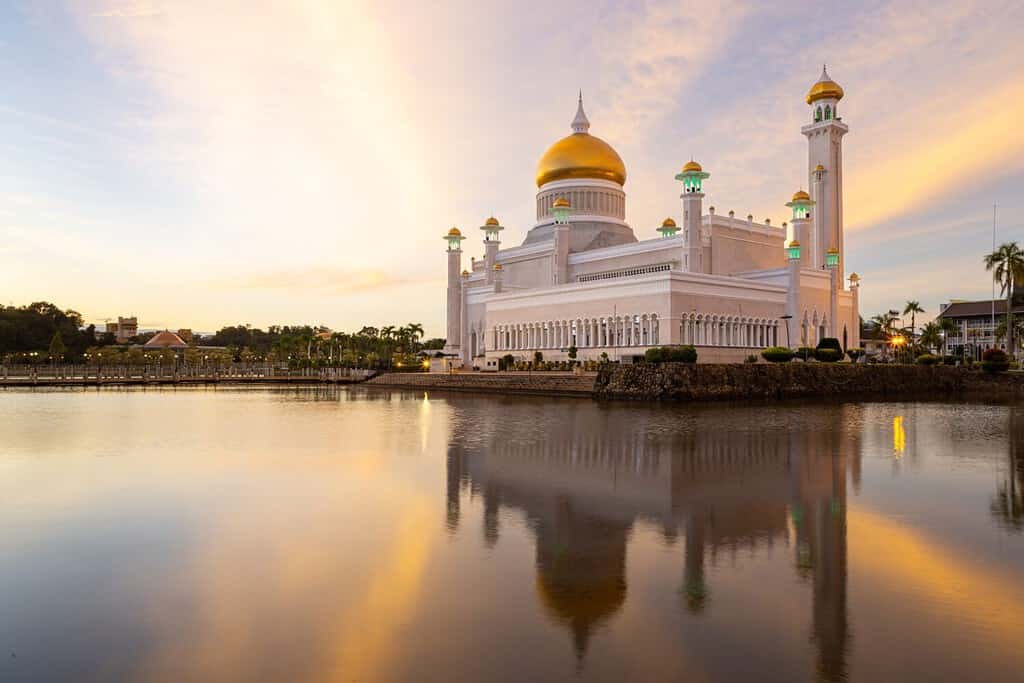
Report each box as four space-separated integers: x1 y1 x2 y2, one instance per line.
0 376 365 388
594 363 1024 401
365 371 597 397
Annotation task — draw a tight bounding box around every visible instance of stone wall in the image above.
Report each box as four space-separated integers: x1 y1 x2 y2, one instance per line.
594 363 1024 401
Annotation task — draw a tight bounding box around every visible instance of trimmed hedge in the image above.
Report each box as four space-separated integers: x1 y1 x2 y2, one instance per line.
982 348 1010 374
817 337 842 352
916 354 940 366
644 346 698 364
814 348 843 363
795 347 816 361
762 346 795 363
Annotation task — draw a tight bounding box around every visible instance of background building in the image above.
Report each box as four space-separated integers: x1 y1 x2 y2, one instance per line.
938 300 1024 360
105 316 138 343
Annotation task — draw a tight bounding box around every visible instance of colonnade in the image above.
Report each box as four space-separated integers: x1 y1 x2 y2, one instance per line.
680 314 779 348
493 314 659 352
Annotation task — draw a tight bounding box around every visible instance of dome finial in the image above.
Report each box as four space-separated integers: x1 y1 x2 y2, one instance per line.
572 92 590 134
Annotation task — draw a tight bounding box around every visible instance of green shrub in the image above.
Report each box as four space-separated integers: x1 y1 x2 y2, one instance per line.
816 337 842 352
916 354 940 366
744 354 759 364
534 351 544 364
796 347 816 361
567 345 578 360
762 346 794 363
499 354 515 371
644 346 698 364
814 348 843 363
942 355 957 366
846 349 864 362
982 348 1010 374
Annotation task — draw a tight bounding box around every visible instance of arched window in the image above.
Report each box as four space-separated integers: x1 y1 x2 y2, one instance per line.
815 106 822 122
824 105 832 120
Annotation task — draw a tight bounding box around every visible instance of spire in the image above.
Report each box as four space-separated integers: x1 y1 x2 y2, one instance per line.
571 91 590 134
819 64 830 82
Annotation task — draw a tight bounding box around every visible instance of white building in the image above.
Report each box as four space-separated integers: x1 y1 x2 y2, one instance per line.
443 68 861 366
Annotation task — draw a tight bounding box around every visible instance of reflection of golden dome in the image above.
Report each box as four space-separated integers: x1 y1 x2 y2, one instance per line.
537 133 626 187
681 159 703 173
485 216 499 226
806 67 844 104
553 197 571 208
792 190 810 202
661 217 677 228
447 227 462 237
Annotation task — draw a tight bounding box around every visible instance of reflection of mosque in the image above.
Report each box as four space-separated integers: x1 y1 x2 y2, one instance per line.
445 402 862 681
993 408 1024 532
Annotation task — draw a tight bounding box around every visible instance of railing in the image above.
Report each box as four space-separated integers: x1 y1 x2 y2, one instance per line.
0 364 376 383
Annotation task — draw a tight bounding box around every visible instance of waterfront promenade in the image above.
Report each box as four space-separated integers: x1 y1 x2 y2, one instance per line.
0 364 372 388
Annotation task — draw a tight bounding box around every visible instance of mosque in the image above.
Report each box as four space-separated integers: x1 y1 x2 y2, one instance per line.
443 67 860 366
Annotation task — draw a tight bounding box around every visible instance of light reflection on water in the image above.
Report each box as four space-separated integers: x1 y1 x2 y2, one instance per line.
0 387 1022 682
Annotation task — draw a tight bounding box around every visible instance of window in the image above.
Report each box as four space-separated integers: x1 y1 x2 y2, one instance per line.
815 106 822 122
824 105 832 120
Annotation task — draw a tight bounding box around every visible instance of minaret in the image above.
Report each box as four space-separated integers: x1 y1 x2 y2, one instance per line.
552 197 571 285
786 190 815 251
848 273 861 350
802 66 848 283
675 160 709 273
481 217 503 284
786 239 803 347
826 247 839 337
657 217 680 239
443 227 464 354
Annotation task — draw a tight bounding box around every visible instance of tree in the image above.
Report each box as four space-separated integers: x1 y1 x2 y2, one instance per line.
937 317 957 356
48 331 66 362
984 241 1024 359
918 321 942 354
903 301 924 341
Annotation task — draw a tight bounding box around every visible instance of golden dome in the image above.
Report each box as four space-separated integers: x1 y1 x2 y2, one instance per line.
493 263 503 271
826 246 839 255
485 216 500 226
447 227 462 237
815 164 825 171
791 190 811 202
552 197 571 208
536 133 626 187
789 240 801 248
806 66 844 104
849 272 861 282
681 159 703 173
661 217 677 227
461 269 469 276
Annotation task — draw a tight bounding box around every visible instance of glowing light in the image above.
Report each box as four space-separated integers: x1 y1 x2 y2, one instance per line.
893 415 906 457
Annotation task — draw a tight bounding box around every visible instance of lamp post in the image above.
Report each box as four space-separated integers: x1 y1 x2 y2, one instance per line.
780 315 793 348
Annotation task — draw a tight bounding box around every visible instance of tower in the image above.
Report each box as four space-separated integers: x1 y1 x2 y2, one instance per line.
551 197 571 285
443 227 464 354
481 216 503 284
802 66 848 283
786 239 803 347
675 160 709 273
657 217 680 239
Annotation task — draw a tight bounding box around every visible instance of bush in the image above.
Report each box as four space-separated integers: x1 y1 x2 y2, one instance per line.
942 355 957 366
981 348 1010 374
499 354 515 371
814 348 843 363
846 349 864 362
744 354 759 364
644 345 698 364
916 354 940 366
761 346 794 363
534 351 544 364
567 345 578 360
816 337 842 352
795 347 816 361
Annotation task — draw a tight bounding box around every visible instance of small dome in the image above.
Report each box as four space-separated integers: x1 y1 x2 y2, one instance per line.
681 159 703 173
815 164 825 171
447 227 462 237
461 269 469 276
849 272 861 282
826 246 839 255
552 197 571 208
485 216 500 226
493 263 503 271
661 217 677 228
792 189 811 202
806 66 844 104
789 240 801 248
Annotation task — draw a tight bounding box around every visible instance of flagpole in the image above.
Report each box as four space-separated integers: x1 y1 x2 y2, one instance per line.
992 203 996 342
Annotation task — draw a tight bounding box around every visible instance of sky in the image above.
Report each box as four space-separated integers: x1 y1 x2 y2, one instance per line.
0 0 1022 336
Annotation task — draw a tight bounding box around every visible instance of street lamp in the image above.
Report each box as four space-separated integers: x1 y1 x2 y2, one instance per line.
780 314 793 349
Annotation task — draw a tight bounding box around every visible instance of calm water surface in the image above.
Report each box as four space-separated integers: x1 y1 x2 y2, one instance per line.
1 387 1023 682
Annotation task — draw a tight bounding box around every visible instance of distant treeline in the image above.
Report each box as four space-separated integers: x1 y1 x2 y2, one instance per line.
0 302 444 369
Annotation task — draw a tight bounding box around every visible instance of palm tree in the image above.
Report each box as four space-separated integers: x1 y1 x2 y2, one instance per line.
406 323 425 347
938 317 957 356
918 321 942 353
903 301 924 343
984 242 1024 359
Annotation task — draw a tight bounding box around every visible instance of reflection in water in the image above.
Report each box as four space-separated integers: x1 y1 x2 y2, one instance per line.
993 409 1024 533
892 415 905 457
446 404 862 681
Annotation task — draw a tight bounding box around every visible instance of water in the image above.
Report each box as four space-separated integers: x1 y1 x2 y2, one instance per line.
1 387 1022 682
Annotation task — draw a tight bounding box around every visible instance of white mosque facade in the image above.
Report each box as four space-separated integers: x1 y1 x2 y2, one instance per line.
443 68 861 365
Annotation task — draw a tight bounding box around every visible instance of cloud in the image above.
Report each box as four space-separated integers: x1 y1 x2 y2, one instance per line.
218 267 439 296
